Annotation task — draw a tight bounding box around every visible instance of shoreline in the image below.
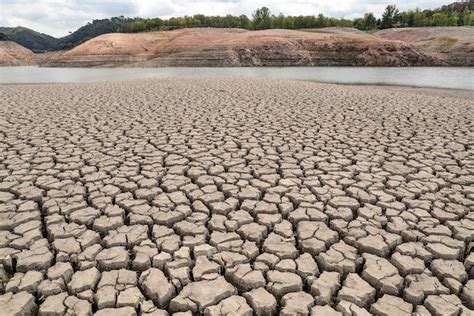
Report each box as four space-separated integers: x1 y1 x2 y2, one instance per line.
0 72 472 97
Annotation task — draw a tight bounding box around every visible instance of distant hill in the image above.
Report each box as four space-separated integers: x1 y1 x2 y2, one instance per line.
0 33 8 41
0 26 58 52
56 16 138 50
440 1 474 13
0 17 137 52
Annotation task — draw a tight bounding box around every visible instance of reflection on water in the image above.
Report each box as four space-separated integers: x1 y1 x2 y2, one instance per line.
2 66 473 90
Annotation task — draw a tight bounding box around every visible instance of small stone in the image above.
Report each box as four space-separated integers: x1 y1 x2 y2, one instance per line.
139 268 175 308
0 291 37 315
169 276 237 313
337 273 376 308
430 259 468 283
310 271 341 305
280 291 314 315
96 247 130 270
204 295 252 316
329 196 360 211
95 307 137 316
317 241 362 274
266 271 303 299
68 267 100 294
424 294 463 316
336 300 371 316
310 305 342 315
117 287 145 308
362 253 403 295
15 246 54 272
225 263 266 292
404 273 449 305
370 295 413 315
243 287 277 316
39 292 68 316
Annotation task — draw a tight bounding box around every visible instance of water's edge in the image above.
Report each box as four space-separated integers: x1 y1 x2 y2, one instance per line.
2 66 473 90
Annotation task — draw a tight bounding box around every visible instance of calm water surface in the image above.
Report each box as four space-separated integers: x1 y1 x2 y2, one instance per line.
1 66 473 90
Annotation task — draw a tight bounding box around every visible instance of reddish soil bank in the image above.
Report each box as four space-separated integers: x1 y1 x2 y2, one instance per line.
43 28 442 67
0 41 37 66
375 27 474 66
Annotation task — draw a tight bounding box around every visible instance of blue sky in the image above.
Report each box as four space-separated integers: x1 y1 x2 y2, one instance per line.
0 0 451 37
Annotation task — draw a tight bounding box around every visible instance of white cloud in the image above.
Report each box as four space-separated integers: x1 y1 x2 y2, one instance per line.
0 0 448 37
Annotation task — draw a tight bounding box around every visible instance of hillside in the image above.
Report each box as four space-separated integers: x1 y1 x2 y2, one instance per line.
0 26 58 52
375 27 474 66
0 40 37 66
0 17 136 52
44 28 440 67
56 17 138 50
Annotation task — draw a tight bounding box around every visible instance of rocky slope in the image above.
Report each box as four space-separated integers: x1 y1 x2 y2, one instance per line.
375 27 474 66
0 40 37 66
44 28 441 67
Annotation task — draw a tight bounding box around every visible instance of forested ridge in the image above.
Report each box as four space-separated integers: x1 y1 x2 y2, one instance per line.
119 2 474 33
1 2 473 52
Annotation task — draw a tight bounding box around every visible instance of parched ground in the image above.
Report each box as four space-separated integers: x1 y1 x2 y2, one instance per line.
0 77 473 315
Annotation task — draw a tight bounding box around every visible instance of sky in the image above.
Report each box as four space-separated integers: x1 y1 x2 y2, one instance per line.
1 0 451 37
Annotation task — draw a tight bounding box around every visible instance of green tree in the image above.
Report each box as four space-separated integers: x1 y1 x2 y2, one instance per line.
316 14 327 27
252 7 272 29
413 10 427 26
431 12 449 26
381 5 399 29
358 12 377 30
238 15 251 29
448 13 460 26
467 12 474 26
399 11 415 27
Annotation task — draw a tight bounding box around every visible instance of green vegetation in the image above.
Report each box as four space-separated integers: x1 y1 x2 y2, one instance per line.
119 8 354 33
0 26 59 52
56 16 138 50
119 2 474 33
0 17 137 52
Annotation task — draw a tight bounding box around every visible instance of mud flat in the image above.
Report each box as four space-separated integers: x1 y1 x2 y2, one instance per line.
0 77 473 315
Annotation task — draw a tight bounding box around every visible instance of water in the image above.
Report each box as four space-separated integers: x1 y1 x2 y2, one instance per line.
1 66 473 90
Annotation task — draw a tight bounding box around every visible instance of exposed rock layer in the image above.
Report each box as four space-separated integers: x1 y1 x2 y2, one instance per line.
44 28 441 67
0 41 37 66
375 26 474 66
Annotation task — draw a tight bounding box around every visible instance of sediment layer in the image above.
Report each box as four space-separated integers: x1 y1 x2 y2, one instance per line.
43 28 441 67
0 40 37 66
375 26 474 66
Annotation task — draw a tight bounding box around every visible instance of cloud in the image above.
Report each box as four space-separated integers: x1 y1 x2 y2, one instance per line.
0 0 447 37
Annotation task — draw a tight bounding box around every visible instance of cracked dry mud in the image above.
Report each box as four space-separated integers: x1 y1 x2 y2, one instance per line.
0 77 473 316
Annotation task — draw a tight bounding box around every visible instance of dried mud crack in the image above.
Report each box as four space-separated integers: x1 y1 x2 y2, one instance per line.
0 77 473 315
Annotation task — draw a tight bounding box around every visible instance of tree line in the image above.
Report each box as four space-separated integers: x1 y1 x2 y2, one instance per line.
119 3 474 33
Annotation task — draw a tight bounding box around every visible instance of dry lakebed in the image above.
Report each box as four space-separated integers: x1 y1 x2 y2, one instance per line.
0 77 473 315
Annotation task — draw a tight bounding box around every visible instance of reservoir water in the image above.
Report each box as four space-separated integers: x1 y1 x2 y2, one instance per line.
1 66 473 90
